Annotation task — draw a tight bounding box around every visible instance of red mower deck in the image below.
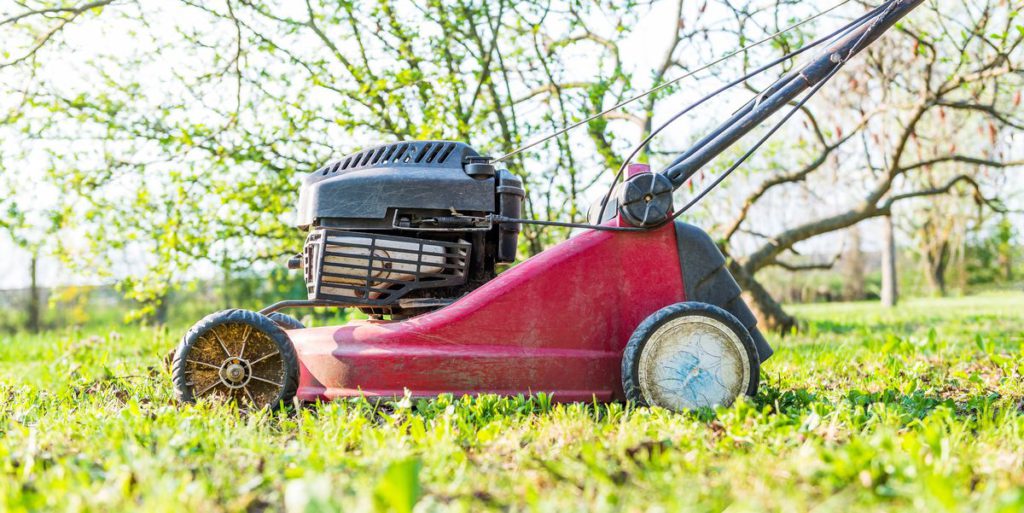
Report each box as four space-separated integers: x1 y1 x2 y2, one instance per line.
288 222 685 402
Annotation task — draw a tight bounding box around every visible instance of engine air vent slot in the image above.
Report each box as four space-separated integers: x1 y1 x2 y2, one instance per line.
414 143 433 163
392 144 409 163
425 143 445 163
312 141 469 180
436 143 455 163
304 229 471 307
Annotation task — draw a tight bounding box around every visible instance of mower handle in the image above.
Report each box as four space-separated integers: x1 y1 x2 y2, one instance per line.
659 0 925 190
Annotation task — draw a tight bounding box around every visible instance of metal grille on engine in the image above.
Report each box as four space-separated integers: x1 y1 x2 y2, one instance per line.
304 229 471 306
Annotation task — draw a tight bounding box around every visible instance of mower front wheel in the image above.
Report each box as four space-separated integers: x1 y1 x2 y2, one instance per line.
622 302 759 412
172 309 299 410
268 312 306 330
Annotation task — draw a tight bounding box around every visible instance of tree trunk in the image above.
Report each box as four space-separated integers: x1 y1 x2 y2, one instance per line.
26 252 41 333
146 291 170 326
998 240 1013 282
728 260 796 334
842 226 865 300
923 240 949 296
934 263 947 295
153 295 170 325
881 215 898 307
993 217 1013 282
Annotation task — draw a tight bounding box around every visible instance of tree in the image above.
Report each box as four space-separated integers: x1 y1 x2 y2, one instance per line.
995 217 1016 282
962 213 1021 286
841 225 865 301
1 0 646 314
1 0 1021 331
696 0 1023 330
910 200 963 296
881 213 898 307
0 194 49 332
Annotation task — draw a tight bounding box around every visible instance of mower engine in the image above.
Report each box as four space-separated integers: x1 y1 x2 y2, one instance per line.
291 141 524 317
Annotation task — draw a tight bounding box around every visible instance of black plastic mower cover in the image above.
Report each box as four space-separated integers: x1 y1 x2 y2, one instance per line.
675 222 772 361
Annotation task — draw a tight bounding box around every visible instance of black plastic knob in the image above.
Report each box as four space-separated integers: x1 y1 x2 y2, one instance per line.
463 157 495 178
616 172 674 227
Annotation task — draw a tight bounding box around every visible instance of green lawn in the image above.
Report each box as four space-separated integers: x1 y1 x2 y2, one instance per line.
1 292 1023 512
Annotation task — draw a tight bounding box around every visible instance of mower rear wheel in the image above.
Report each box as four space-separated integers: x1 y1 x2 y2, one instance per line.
622 302 759 412
172 309 299 410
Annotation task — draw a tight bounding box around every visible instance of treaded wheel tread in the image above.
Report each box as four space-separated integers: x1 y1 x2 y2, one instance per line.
172 308 299 409
621 302 760 409
268 312 306 330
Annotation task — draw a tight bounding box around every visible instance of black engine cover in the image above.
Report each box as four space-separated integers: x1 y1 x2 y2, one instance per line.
296 141 496 228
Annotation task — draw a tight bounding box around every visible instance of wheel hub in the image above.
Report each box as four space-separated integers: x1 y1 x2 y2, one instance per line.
218 357 252 389
637 315 749 410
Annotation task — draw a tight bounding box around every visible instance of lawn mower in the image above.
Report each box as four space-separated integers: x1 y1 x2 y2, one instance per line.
171 0 923 411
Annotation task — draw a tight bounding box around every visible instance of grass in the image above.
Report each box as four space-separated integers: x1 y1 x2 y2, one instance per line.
1 292 1023 512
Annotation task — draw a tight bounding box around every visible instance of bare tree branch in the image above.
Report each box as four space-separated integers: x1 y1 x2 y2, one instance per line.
769 254 842 272
0 0 115 69
0 0 113 26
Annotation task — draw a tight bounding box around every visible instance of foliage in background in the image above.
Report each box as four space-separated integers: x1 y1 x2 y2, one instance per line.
0 271 352 334
698 0 1024 330
0 0 647 317
962 217 1020 287
0 0 1022 330
757 216 1022 305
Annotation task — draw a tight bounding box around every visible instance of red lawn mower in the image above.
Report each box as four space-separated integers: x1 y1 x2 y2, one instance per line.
171 0 922 412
